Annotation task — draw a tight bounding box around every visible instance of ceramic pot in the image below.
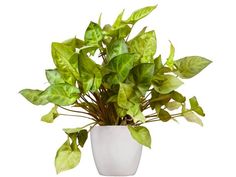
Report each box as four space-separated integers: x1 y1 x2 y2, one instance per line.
90 126 142 176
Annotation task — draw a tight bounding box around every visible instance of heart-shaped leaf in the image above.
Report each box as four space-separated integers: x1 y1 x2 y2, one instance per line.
128 126 151 148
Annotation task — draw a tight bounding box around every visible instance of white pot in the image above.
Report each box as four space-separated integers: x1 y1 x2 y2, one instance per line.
90 126 143 176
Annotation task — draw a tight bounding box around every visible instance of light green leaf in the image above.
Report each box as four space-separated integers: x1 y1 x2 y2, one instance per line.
189 96 205 116
45 69 65 84
125 5 157 24
107 39 128 61
19 89 49 105
128 31 156 63
98 13 102 26
183 111 203 126
104 53 134 85
55 139 81 174
51 42 79 84
153 74 183 94
41 105 58 123
154 55 163 74
63 37 84 51
84 22 103 46
113 9 125 28
78 54 102 92
63 127 82 134
118 83 133 108
165 42 175 69
78 129 88 147
166 101 181 111
127 104 145 123
158 109 171 122
175 56 212 79
42 83 80 106
128 126 151 148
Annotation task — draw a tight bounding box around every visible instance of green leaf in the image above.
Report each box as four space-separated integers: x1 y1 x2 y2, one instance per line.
104 53 134 85
78 54 102 92
130 63 154 94
127 104 145 123
165 42 175 69
175 56 212 79
55 139 81 174
158 109 171 122
41 105 58 123
165 101 181 111
84 22 103 46
153 74 183 94
63 37 84 51
113 9 125 28
128 126 151 148
19 89 49 105
183 111 203 126
125 5 157 24
63 127 81 134
45 69 65 84
128 31 156 63
98 13 102 26
154 55 163 74
117 83 133 108
189 96 205 116
78 129 88 147
42 83 80 106
51 42 79 84
107 39 128 61
171 91 186 103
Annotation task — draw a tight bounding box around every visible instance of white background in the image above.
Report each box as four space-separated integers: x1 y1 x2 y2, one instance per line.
0 0 236 176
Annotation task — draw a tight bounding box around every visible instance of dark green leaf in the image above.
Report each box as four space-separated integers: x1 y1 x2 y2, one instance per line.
19 89 49 105
130 63 154 94
104 53 134 85
125 5 157 24
158 109 171 122
42 83 80 106
128 126 151 148
41 105 58 123
171 91 186 103
128 31 156 63
78 54 102 92
107 39 128 61
175 56 212 79
45 69 65 84
78 129 88 147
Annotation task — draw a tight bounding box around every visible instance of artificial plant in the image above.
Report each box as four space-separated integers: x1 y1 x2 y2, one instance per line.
20 5 211 173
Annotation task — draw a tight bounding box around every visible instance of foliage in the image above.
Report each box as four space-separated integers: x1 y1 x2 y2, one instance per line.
20 5 211 173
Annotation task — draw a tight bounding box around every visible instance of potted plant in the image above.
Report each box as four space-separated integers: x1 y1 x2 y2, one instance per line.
20 5 211 176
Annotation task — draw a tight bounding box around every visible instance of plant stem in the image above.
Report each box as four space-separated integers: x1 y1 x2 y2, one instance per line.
59 113 96 121
81 122 97 129
59 106 90 115
88 122 98 132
